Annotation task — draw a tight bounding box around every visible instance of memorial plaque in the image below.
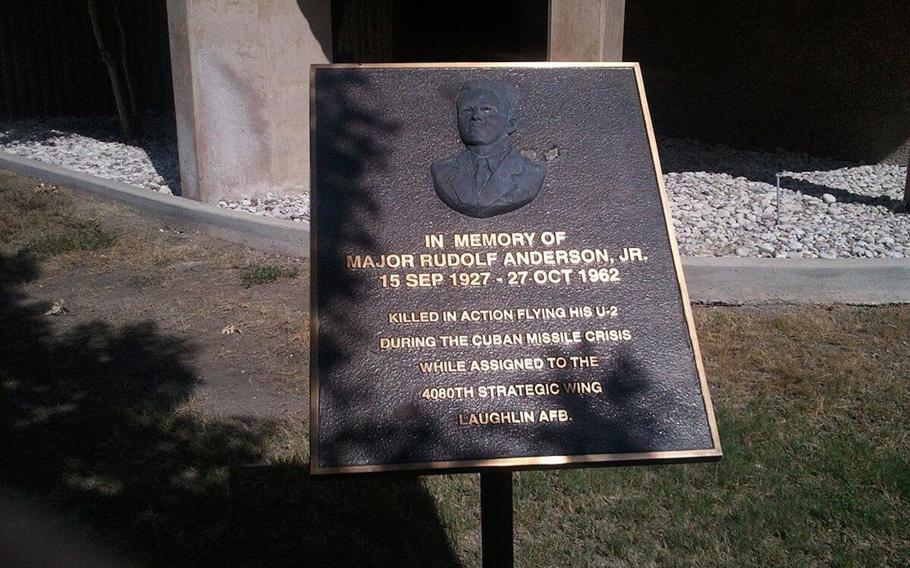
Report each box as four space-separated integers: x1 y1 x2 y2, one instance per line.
310 63 721 475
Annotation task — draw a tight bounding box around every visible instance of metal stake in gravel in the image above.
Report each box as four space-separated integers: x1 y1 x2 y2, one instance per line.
776 173 782 226
904 154 909 210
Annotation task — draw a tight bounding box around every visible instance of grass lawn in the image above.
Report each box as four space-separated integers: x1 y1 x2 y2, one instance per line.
497 306 909 567
0 171 907 567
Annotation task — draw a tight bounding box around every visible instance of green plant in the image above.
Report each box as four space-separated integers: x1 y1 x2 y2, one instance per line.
22 222 117 256
240 264 298 288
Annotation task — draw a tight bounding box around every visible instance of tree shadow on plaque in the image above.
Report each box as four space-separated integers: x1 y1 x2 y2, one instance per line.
312 70 501 472
0 248 459 566
308 71 465 565
313 70 428 462
529 342 704 458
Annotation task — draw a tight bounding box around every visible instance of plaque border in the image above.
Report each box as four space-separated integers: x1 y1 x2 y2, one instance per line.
309 62 722 475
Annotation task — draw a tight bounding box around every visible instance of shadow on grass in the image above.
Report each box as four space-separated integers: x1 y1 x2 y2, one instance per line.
0 251 460 568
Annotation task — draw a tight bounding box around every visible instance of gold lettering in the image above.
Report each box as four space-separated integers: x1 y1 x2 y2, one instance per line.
346 254 415 269
457 411 538 426
453 232 537 248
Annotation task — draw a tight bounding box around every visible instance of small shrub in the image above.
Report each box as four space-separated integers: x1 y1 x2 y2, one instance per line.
0 214 20 243
11 190 52 210
240 264 298 288
9 184 66 211
23 222 117 256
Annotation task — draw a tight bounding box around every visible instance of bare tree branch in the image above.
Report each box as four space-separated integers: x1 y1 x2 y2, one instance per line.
87 0 133 139
111 0 138 122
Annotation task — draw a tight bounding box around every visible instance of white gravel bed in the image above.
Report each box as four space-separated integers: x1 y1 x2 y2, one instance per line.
0 115 180 195
217 194 310 223
2 116 907 257
660 139 909 258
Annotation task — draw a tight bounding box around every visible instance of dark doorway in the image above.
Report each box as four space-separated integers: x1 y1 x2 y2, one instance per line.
0 0 173 121
332 0 548 63
0 0 180 192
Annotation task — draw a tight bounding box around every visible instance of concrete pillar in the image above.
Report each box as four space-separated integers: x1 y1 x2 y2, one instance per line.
166 1 332 202
548 0 625 62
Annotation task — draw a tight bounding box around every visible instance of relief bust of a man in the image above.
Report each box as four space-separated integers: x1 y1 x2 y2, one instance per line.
431 80 546 219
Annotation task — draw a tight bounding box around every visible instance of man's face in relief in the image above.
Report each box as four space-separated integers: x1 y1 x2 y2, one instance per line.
456 89 512 147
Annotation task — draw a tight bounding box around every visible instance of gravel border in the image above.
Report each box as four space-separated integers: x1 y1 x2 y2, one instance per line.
4 150 909 305
2 116 907 258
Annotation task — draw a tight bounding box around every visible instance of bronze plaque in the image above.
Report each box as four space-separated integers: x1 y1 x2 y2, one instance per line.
310 63 721 475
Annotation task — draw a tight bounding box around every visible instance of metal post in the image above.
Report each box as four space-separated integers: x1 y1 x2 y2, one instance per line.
903 153 909 210
481 470 513 568
775 173 781 226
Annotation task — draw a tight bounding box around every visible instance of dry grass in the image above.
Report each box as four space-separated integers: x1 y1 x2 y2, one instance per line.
481 305 909 567
1 170 906 567
417 306 910 567
696 306 909 418
0 181 71 245
0 172 288 282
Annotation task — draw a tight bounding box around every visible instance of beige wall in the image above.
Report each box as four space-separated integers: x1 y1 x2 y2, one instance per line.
548 0 625 62
166 0 331 202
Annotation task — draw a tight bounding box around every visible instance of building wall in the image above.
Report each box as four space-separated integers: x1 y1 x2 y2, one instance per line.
0 0 172 121
625 1 910 163
166 0 332 201
3 0 905 204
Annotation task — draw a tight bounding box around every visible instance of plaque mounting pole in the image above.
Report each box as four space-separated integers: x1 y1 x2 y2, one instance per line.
480 470 513 568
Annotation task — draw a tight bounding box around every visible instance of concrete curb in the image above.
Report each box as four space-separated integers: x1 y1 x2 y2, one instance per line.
2 151 908 305
681 256 910 305
0 152 309 257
